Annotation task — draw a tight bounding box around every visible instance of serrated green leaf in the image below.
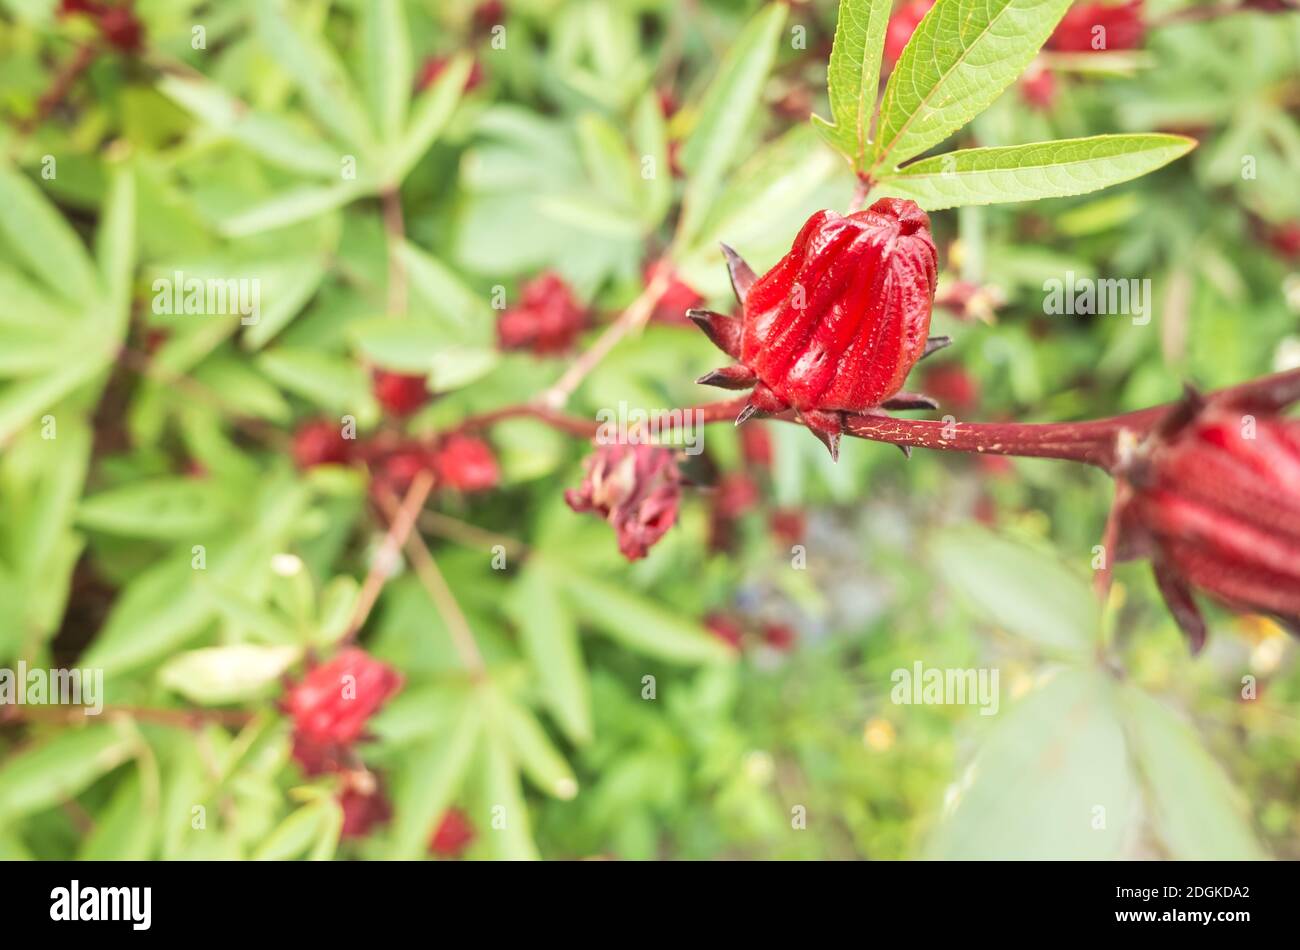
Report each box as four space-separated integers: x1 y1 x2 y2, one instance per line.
677 3 787 244
0 164 98 304
880 134 1196 210
387 701 481 859
258 347 379 423
77 478 232 540
255 0 372 151
812 0 894 173
252 800 341 860
362 0 412 145
491 694 579 800
505 564 592 744
479 731 539 860
0 727 134 828
872 0 1072 174
1120 686 1265 860
546 562 736 665
219 181 365 238
930 525 1098 655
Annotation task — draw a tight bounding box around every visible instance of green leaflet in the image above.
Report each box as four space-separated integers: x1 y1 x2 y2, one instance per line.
811 0 894 174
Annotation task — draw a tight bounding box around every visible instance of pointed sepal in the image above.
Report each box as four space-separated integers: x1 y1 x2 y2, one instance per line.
720 243 757 306
687 308 742 360
697 365 757 390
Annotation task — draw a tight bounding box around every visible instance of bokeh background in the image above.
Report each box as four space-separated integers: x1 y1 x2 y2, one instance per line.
0 0 1298 860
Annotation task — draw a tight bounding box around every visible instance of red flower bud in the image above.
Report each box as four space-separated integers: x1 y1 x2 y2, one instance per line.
339 777 391 839
373 370 429 417
291 733 347 777
432 434 499 493
644 260 704 325
714 472 760 520
98 6 143 53
1048 1 1145 53
1263 220 1300 261
565 443 681 560
472 0 504 32
1018 63 1057 111
762 622 797 652
283 649 403 746
884 0 935 68
920 363 980 415
417 56 484 93
740 422 774 469
497 272 586 355
429 808 475 857
705 613 745 651
769 508 806 546
692 199 941 459
1115 394 1300 651
293 419 351 469
368 445 433 499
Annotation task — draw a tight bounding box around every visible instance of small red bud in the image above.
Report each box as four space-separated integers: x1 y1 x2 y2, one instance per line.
1018 63 1057 111
1048 1 1145 53
339 779 391 839
373 369 429 417
417 56 485 93
565 443 682 560
432 434 499 493
769 508 806 546
644 260 704 326
762 622 797 652
497 272 586 355
293 420 352 469
429 808 475 857
705 614 745 651
283 648 403 746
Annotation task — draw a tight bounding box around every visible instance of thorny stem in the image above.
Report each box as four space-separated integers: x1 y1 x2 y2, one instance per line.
538 269 672 410
345 470 434 641
375 488 487 679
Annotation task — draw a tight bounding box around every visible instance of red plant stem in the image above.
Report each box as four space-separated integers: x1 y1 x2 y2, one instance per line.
454 368 1300 473
21 41 98 133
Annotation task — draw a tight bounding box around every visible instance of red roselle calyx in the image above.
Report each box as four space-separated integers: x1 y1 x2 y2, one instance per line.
373 369 430 417
692 199 944 459
883 0 935 68
1111 391 1300 652
283 648 403 746
293 419 352 469
432 433 500 493
429 808 475 857
497 272 587 355
1048 0 1145 53
565 442 682 560
644 260 704 325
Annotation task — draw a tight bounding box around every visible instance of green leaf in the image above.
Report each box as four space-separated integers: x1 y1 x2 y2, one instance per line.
387 701 481 859
219 182 365 238
77 478 232 540
0 164 98 304
677 3 788 245
811 0 894 173
1119 686 1265 859
0 357 104 445
0 727 134 828
255 0 372 151
880 134 1197 210
78 771 156 860
631 90 671 228
492 693 579 800
362 0 412 145
926 669 1137 859
157 76 342 178
258 347 379 423
872 0 1072 174
479 732 539 860
392 55 470 182
252 800 342 860
546 562 736 665
158 645 301 705
95 164 137 337
930 525 1098 655
505 564 592 745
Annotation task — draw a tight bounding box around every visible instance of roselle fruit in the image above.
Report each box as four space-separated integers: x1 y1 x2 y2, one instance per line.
884 0 935 68
497 272 586 355
432 433 500 493
429 808 475 857
692 199 944 459
283 648 403 746
292 420 351 469
373 369 429 417
1114 392 1300 651
565 443 681 560
1048 0 1145 53
339 779 391 839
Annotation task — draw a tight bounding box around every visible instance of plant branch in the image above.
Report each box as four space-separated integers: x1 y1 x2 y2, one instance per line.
375 489 487 678
538 269 672 409
345 470 434 641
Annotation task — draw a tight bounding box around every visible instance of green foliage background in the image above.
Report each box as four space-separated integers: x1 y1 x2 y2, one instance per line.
0 0 1297 860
